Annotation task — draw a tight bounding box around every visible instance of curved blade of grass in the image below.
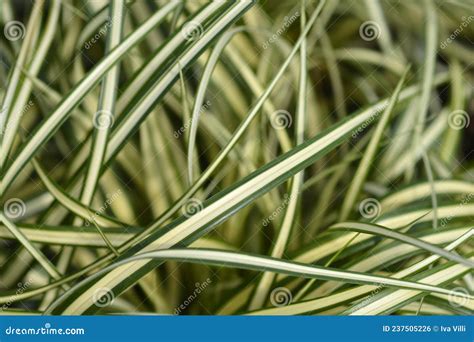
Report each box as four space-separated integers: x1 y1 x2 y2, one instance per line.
0 236 234 306
248 229 472 315
421 150 439 229
305 226 472 299
381 180 474 210
32 159 124 227
347 258 472 315
293 202 474 267
186 27 247 184
330 222 474 268
0 223 234 249
333 48 405 75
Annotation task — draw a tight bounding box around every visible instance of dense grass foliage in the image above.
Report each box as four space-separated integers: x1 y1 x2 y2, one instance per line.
0 0 473 315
